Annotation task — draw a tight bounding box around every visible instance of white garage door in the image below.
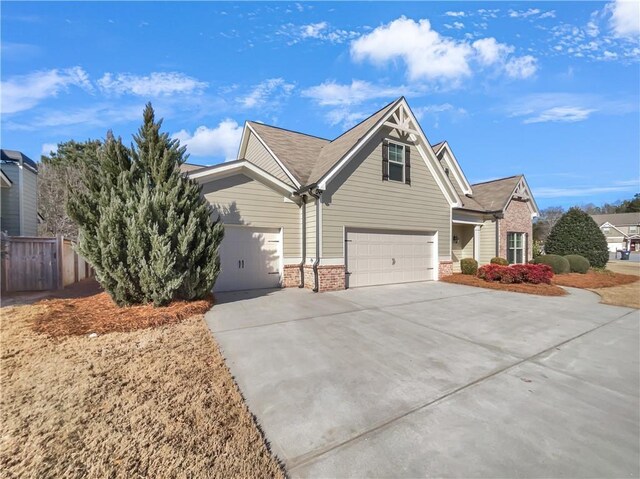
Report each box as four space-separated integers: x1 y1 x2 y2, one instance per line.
346 229 436 288
214 226 281 292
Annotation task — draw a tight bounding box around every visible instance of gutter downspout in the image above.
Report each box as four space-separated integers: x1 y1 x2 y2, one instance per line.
309 187 323 292
299 195 306 288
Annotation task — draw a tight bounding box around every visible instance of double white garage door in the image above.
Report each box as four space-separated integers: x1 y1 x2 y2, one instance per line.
346 229 436 288
214 227 436 292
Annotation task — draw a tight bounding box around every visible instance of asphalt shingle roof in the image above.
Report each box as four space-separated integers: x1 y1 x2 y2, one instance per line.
246 98 400 186
590 212 640 226
1 149 38 172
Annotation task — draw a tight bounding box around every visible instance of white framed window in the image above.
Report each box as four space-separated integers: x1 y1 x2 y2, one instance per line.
388 142 405 182
603 227 610 234
629 225 638 234
507 232 525 264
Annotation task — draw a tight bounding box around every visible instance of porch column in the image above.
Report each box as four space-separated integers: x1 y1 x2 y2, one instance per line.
473 225 481 261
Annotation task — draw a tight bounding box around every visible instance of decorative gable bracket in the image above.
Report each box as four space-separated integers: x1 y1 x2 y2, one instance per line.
383 104 421 143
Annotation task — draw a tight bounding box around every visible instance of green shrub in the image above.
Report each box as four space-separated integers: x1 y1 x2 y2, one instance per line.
544 207 608 268
564 254 590 274
490 257 509 266
460 258 478 275
532 254 570 274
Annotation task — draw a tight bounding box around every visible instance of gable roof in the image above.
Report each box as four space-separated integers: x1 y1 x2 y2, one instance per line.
1 149 38 173
247 121 328 185
242 98 402 187
179 162 207 174
469 175 523 212
591 212 640 227
308 99 401 185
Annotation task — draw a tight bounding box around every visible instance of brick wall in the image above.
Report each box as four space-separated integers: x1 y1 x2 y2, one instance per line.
282 264 301 288
498 199 533 261
439 260 453 278
302 264 346 292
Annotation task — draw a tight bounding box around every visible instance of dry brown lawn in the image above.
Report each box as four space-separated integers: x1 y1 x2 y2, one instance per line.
0 299 285 478
441 273 566 296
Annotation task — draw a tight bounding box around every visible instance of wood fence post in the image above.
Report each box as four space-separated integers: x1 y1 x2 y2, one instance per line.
56 234 64 290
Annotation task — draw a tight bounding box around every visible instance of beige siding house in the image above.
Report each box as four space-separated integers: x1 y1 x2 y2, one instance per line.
1 149 39 237
188 98 538 292
590 213 640 252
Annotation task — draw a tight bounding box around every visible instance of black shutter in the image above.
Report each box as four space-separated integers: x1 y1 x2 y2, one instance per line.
405 146 411 185
382 139 389 181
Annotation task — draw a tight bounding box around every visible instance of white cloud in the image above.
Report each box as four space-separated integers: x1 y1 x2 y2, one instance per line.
325 108 369 128
41 143 58 155
351 17 474 82
508 8 541 18
413 103 468 118
444 11 466 17
444 22 465 30
608 0 640 37
472 37 514 65
98 72 207 96
539 11 557 19
301 80 412 106
523 106 596 123
302 21 328 38
1 66 92 114
172 120 242 160
350 17 538 83
237 78 295 109
477 9 500 19
504 55 538 78
283 21 359 44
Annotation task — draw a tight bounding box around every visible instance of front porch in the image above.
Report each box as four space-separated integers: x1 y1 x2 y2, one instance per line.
452 221 480 272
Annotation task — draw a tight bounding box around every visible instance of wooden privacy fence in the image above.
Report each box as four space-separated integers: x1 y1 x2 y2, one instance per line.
1 236 93 292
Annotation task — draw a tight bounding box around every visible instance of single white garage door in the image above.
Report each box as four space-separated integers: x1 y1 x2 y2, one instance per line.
346 229 436 288
214 226 281 292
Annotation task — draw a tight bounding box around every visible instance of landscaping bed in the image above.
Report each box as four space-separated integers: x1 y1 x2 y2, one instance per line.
33 291 213 338
442 273 566 296
552 270 639 289
1 295 285 478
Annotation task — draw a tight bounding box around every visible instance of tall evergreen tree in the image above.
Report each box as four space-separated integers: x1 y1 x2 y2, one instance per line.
68 104 223 306
544 207 608 268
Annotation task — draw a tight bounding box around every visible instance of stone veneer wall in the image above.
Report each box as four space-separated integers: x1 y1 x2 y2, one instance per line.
498 199 533 261
439 260 453 278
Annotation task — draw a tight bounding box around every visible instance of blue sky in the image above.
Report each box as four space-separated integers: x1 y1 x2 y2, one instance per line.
2 1 639 209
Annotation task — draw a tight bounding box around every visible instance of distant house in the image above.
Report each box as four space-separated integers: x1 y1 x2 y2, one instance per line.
1 149 39 236
590 212 640 252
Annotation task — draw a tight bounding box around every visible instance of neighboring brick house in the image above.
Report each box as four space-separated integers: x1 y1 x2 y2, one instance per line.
590 212 640 252
185 97 539 292
1 149 39 236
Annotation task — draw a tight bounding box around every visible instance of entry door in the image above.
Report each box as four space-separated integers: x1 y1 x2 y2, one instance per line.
214 227 281 292
346 229 436 288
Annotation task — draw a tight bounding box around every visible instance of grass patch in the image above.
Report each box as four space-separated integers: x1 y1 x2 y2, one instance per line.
1 296 285 478
441 273 566 296
552 270 639 289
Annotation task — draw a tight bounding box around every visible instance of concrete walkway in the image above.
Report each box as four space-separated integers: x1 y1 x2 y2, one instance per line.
206 282 640 478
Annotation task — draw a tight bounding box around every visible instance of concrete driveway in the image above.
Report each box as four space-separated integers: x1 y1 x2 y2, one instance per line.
206 282 640 478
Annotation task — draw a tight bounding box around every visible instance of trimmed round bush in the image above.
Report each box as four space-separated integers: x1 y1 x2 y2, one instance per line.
564 254 590 274
544 207 608 268
490 257 509 266
460 258 478 275
533 254 570 274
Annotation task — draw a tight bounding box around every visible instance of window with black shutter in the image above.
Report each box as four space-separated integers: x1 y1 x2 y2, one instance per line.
388 141 404 182
382 140 389 181
405 146 411 185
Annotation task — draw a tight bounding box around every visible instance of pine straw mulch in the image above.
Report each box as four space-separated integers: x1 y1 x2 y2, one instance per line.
1 302 286 478
552 270 640 289
441 273 567 296
32 291 214 338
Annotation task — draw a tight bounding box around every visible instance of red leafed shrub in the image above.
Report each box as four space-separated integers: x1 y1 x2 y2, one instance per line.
477 263 553 285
